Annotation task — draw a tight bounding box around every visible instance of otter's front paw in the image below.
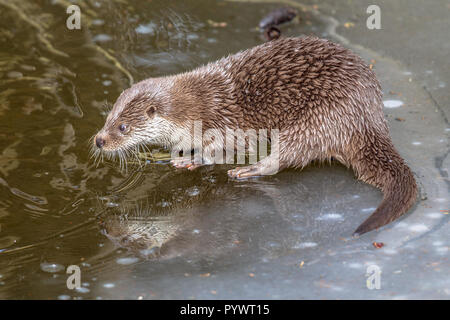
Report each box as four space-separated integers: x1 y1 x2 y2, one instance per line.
170 158 202 170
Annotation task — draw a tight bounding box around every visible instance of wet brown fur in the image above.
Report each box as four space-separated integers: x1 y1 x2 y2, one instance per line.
97 36 418 235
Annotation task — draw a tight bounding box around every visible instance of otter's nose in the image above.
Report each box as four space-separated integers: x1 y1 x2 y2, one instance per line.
96 136 106 148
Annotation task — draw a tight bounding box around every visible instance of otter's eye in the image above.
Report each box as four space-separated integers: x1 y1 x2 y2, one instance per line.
147 106 156 117
119 124 128 132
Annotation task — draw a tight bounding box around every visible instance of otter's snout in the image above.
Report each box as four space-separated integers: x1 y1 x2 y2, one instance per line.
95 135 106 149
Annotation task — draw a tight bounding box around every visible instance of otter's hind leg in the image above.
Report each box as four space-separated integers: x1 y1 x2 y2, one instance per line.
227 130 315 178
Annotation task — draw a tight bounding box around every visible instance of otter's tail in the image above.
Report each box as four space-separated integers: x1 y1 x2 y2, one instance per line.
350 136 418 236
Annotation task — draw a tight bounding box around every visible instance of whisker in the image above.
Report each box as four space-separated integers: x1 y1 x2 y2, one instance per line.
86 137 151 174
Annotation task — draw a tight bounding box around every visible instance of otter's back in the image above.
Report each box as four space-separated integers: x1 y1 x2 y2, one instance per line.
224 37 383 130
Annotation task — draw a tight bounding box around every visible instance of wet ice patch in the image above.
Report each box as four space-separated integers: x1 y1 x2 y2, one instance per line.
394 221 408 228
103 283 115 289
383 100 403 108
435 246 448 254
382 248 397 255
411 141 422 146
409 224 429 232
347 262 363 269
426 212 443 219
294 242 318 249
316 213 344 221
361 207 376 213
266 241 281 248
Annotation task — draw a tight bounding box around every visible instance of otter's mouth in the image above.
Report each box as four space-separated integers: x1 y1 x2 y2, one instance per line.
89 136 150 171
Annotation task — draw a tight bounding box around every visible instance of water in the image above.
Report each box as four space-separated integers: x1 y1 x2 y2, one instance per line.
0 0 448 299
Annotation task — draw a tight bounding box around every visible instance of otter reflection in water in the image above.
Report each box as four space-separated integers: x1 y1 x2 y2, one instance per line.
98 171 244 259
100 203 192 258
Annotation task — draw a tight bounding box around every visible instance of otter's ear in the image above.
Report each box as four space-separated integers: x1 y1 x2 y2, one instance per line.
147 106 156 117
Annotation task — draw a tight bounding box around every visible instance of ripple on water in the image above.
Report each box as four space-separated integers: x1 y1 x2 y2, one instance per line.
7 71 23 79
116 257 139 265
40 263 65 273
105 202 119 208
92 19 104 26
92 34 112 42
135 22 157 35
76 287 90 294
186 186 200 196
0 235 20 249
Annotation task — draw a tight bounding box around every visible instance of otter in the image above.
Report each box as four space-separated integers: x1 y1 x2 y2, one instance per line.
93 36 417 236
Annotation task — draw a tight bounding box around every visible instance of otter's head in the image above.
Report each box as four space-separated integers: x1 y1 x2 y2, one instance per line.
100 212 181 257
92 80 178 161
